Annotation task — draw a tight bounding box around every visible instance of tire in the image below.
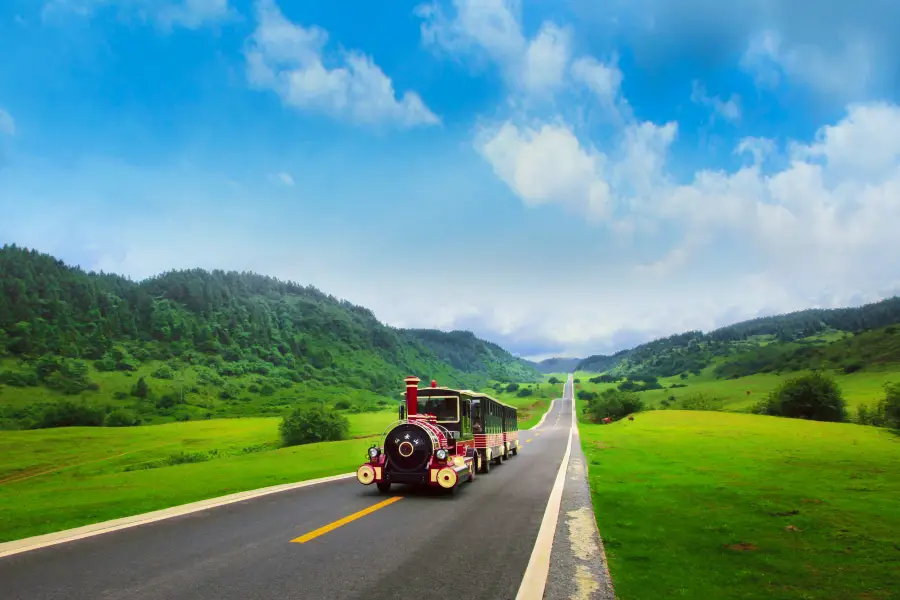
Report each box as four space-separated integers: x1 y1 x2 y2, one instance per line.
512 445 518 456
480 450 490 474
376 482 391 493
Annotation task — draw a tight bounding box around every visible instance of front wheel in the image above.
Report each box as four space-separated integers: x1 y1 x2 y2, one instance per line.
376 482 391 493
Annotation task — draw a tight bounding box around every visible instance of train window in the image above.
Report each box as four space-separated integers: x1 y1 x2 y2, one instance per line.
417 396 459 423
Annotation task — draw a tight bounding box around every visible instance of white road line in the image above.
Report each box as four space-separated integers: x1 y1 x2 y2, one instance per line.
0 472 356 559
529 397 558 430
515 375 576 600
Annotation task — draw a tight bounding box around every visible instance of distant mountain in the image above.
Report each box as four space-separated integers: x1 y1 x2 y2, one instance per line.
523 357 582 374
576 297 900 378
0 244 540 429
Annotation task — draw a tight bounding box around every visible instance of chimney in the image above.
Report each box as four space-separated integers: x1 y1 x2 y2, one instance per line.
405 376 421 417
431 379 437 388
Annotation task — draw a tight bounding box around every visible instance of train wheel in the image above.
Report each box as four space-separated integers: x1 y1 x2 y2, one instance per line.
502 444 509 460
481 451 490 474
376 482 391 494
469 458 476 482
512 445 518 456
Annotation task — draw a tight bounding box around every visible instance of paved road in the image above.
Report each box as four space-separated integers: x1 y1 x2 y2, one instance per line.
1 380 575 600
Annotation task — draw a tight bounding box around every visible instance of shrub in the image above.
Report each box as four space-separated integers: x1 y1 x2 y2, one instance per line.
151 366 174 380
584 389 644 423
882 382 900 428
548 377 560 384
756 372 847 422
680 393 724 411
334 400 352 410
505 383 520 393
105 409 138 427
280 405 350 446
517 388 534 397
35 400 105 428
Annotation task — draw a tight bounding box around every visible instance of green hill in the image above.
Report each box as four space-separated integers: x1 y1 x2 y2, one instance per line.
576 297 900 378
0 244 540 429
522 356 581 374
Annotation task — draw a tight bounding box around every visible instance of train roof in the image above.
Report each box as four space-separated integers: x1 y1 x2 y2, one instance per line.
415 386 516 410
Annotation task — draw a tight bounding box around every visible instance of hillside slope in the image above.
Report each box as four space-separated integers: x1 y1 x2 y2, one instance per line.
577 298 900 378
0 245 539 429
523 356 581 374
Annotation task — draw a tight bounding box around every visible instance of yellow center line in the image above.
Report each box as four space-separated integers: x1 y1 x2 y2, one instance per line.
526 438 533 443
290 496 403 544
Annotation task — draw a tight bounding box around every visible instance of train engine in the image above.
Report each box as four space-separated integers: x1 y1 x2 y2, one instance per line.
356 376 476 494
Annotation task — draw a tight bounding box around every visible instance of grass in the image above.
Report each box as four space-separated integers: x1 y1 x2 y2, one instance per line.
573 366 900 413
0 410 397 543
579 410 900 600
486 374 567 429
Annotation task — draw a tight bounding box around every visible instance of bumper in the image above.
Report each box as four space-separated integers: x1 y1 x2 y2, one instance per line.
356 459 473 488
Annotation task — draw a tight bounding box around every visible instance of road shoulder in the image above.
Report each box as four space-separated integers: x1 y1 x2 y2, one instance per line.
543 424 616 600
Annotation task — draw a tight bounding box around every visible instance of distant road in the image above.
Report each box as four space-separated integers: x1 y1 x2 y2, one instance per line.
1 381 576 600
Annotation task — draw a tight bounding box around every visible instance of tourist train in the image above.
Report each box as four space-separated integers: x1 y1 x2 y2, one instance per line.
355 376 519 494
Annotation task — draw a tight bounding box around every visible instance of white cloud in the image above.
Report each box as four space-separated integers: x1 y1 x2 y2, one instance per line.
690 80 741 123
735 136 775 166
0 108 14 136
246 0 439 128
476 120 612 220
41 0 232 29
274 171 294 186
740 28 875 99
417 0 573 99
571 56 623 109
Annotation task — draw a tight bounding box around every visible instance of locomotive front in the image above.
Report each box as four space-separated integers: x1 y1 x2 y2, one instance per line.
356 376 475 494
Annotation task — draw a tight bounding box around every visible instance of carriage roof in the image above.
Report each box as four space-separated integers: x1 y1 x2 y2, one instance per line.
415 386 516 411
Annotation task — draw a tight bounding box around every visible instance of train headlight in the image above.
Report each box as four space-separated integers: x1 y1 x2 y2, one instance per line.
435 448 448 461
368 446 380 459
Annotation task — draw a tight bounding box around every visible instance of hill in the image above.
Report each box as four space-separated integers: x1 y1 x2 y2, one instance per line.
0 244 540 429
522 356 581 374
576 297 900 378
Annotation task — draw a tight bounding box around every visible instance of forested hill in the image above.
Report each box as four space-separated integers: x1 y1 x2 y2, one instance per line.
0 245 540 427
402 329 541 383
577 297 900 377
523 357 582 374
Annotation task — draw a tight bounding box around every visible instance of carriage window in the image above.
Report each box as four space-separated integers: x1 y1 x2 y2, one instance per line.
417 397 459 422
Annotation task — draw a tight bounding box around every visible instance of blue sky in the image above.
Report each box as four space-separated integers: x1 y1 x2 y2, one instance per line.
2 0 900 360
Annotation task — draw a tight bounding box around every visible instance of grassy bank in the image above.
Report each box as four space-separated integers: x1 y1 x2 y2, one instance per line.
579 410 900 599
0 410 397 543
573 366 900 412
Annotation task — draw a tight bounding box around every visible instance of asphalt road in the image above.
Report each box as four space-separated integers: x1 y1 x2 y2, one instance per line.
1 381 575 600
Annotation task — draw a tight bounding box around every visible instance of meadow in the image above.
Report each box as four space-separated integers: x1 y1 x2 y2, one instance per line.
578 410 900 600
573 364 900 413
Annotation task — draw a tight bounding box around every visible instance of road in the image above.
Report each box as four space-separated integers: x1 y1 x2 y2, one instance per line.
0 378 576 600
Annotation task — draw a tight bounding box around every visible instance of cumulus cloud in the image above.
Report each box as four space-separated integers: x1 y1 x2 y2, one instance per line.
246 0 439 128
0 107 14 136
41 0 233 29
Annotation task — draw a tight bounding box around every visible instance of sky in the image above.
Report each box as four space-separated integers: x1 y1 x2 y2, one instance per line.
2 0 900 361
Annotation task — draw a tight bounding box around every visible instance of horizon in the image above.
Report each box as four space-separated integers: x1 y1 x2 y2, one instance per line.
2 1 900 360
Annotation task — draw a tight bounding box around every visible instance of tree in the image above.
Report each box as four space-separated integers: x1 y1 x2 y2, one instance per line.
757 372 847 422
280 405 350 446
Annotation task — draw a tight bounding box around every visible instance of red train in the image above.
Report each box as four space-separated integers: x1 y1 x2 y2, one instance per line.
356 376 519 494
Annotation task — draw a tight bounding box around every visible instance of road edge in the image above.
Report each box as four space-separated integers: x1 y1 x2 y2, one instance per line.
0 472 355 559
1 391 561 558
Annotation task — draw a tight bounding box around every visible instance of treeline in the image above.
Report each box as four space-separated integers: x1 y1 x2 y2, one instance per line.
0 245 540 428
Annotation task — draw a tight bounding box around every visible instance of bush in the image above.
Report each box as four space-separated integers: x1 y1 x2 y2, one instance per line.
151 366 174 380
505 383 520 393
105 409 138 427
755 372 847 422
680 393 724 411
35 400 105 428
334 400 352 410
516 388 533 397
548 377 560 384
280 405 350 446
584 389 644 423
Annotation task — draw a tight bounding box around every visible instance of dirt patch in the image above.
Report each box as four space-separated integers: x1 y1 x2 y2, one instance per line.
725 542 759 552
785 525 802 532
592 441 616 450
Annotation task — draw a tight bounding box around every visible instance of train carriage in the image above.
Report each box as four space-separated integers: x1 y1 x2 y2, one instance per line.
356 376 519 495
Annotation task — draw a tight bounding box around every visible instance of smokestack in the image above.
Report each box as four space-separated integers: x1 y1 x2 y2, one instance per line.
405 376 421 417
431 380 437 388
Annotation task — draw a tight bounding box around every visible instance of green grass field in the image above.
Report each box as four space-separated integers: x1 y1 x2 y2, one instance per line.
0 410 399 543
574 366 900 413
486 374 567 429
579 410 900 600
